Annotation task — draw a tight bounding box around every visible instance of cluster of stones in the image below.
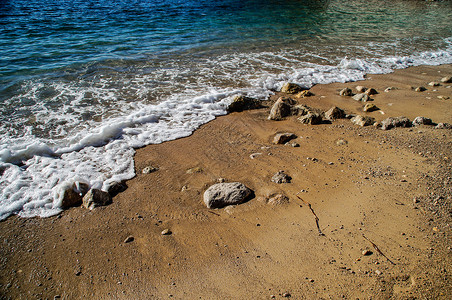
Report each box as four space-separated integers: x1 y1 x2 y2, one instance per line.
202 80 452 210
411 76 452 95
65 77 452 213
61 181 127 210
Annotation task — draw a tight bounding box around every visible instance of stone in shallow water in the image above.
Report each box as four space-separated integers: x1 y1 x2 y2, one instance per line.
61 182 90 209
227 95 261 113
82 188 111 210
203 182 252 209
281 82 304 94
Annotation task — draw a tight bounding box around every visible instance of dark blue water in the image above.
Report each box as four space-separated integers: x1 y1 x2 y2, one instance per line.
1 0 451 79
0 0 451 220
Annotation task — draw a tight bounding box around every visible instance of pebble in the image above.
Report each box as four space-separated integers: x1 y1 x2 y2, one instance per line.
414 86 426 92
124 236 134 243
161 229 172 235
375 270 382 275
362 250 373 256
283 292 291 297
142 166 158 174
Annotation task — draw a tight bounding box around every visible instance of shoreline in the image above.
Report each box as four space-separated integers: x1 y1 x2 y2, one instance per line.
1 64 451 299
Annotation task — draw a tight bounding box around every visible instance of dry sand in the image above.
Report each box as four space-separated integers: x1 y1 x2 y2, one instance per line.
1 64 451 299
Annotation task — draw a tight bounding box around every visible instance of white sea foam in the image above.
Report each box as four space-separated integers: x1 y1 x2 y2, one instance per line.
1 43 451 220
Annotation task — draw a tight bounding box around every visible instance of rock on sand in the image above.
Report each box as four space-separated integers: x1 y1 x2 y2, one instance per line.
203 182 252 208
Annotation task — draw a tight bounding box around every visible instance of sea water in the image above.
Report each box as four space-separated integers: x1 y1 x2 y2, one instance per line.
1 0 451 220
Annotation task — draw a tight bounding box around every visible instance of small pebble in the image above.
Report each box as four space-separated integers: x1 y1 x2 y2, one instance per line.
161 229 172 235
124 236 134 243
362 250 373 256
283 292 291 297
375 270 382 275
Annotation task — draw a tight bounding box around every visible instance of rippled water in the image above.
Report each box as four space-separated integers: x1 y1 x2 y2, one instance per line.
0 0 451 219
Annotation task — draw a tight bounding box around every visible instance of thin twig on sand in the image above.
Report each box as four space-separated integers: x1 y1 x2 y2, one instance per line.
296 193 325 236
362 234 396 265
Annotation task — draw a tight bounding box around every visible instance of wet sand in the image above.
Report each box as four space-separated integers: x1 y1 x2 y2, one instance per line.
1 64 451 299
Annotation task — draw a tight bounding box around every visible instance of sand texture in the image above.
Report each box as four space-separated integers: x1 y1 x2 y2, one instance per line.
1 65 451 299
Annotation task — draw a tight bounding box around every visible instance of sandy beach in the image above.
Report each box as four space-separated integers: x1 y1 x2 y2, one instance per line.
1 64 451 299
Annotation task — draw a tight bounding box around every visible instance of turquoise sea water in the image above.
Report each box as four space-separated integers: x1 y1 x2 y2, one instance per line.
0 0 451 219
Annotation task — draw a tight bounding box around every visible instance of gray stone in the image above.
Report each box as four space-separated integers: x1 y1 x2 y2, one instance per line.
227 95 261 113
325 106 345 120
381 116 411 130
61 182 90 209
107 181 127 196
298 112 322 125
440 76 452 83
437 95 450 100
428 82 440 87
435 123 452 129
273 132 297 144
363 103 379 112
291 104 311 116
271 171 292 184
352 93 370 102
414 86 426 92
82 188 111 210
268 97 293 120
355 85 367 93
124 236 134 243
161 229 172 235
364 88 378 96
412 116 433 126
339 88 353 96
281 82 304 94
384 87 397 92
362 250 373 256
351 115 375 127
203 182 252 209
